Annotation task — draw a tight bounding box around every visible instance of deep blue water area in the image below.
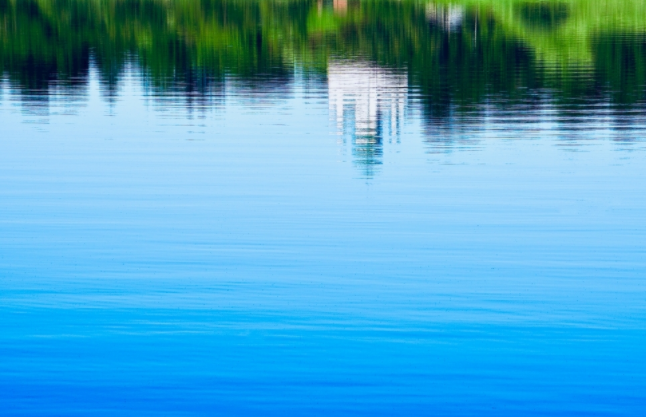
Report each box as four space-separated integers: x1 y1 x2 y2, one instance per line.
1 1 646 415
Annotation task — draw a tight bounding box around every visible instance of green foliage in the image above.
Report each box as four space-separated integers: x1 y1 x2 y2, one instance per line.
0 0 644 109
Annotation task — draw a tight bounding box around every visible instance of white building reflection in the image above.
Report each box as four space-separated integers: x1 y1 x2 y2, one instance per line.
328 59 407 173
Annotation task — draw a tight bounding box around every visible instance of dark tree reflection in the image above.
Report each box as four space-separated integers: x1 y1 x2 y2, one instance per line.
1 0 645 167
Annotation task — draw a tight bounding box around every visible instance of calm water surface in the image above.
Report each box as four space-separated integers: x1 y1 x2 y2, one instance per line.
1 0 646 415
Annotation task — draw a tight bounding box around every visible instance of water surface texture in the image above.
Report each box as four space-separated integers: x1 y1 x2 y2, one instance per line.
1 0 646 415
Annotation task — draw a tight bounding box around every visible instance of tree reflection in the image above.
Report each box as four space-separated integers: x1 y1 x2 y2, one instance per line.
1 0 645 169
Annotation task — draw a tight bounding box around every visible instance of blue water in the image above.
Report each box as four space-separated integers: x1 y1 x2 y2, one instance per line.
1 50 646 417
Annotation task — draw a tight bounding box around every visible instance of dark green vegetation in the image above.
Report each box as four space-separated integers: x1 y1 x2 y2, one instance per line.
1 0 645 113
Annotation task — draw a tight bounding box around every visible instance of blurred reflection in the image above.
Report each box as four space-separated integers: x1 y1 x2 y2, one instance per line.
517 2 570 29
328 59 406 173
1 0 645 169
426 3 465 32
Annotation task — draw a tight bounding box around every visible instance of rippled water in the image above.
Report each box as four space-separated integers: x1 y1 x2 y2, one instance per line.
1 1 646 415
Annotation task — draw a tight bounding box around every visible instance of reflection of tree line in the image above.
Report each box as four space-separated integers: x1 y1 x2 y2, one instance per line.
0 0 302 93
1 0 645 99
1 0 645 160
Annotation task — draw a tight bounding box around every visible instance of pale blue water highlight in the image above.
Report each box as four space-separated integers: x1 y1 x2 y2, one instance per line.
1 62 645 415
